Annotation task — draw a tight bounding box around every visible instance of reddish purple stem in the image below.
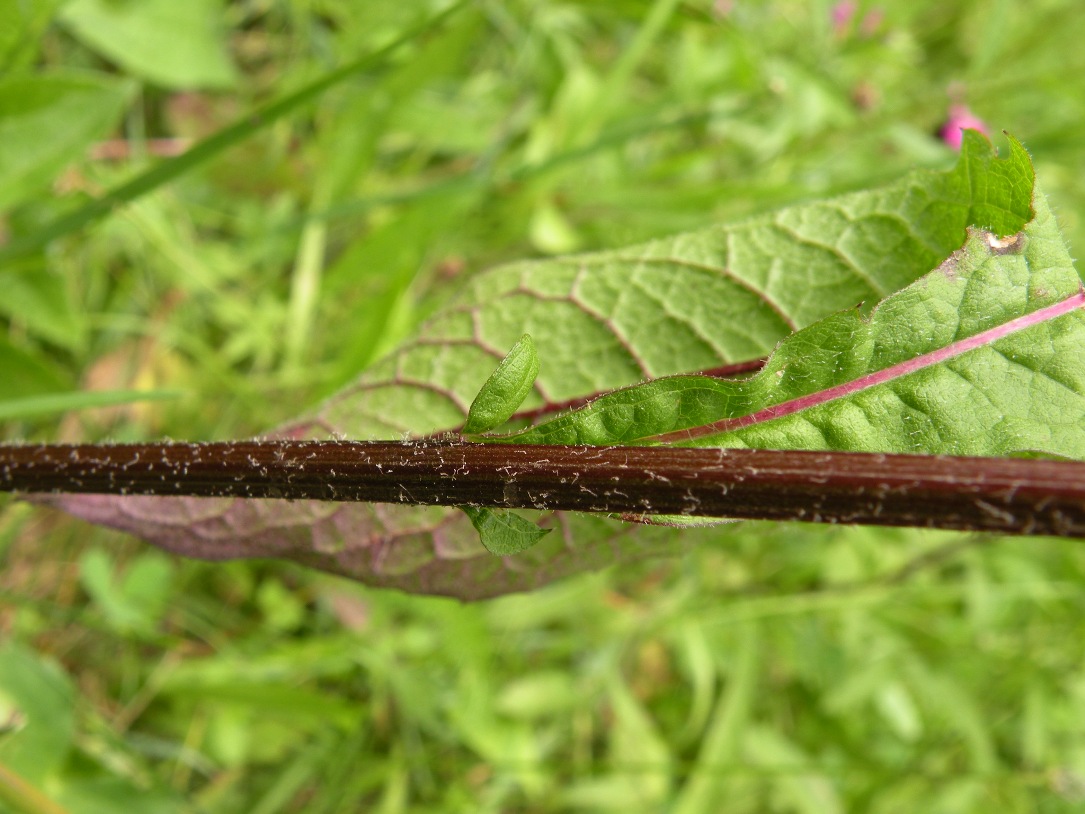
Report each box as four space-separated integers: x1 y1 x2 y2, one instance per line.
2 440 1084 538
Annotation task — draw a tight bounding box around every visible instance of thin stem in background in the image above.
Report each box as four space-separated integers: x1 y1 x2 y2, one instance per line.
2 440 1083 538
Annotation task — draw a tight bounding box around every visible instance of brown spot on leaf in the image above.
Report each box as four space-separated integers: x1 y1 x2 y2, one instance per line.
934 244 965 282
985 230 1026 255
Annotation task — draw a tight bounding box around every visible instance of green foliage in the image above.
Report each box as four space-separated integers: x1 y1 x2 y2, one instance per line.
507 136 1085 457
463 333 540 435
78 548 176 638
0 642 184 812
5 1 1085 812
462 506 551 556
0 642 74 785
0 72 135 210
60 0 237 90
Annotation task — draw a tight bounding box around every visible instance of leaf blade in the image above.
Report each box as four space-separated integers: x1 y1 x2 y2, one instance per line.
60 0 238 90
0 389 182 422
504 187 1085 460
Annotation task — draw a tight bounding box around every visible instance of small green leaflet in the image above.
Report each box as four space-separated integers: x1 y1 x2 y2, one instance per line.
462 333 540 435
461 506 551 555
461 333 548 553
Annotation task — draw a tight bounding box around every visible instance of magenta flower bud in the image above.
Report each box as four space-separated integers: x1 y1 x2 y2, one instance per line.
941 104 989 149
832 1 858 35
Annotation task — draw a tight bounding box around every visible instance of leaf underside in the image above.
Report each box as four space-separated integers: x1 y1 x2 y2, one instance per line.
42 132 1085 600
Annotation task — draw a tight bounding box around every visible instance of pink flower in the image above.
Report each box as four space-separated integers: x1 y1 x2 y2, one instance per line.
832 1 858 36
940 104 989 150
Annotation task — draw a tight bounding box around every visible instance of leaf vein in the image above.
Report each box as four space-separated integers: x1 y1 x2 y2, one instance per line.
633 254 799 333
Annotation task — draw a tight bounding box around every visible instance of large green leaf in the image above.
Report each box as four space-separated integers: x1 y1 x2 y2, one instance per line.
42 133 1081 599
503 190 1083 458
306 131 1033 439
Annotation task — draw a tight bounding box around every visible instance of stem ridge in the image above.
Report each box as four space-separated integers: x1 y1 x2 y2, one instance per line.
3 440 1083 538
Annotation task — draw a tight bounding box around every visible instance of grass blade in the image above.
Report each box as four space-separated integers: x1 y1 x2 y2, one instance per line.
0 390 181 422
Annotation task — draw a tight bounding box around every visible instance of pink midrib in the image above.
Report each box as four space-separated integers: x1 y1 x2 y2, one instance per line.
651 288 1085 444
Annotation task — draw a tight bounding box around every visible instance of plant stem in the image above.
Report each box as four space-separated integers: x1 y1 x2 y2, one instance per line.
2 440 1083 537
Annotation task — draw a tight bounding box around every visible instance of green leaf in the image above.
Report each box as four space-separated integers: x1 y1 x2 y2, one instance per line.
461 506 551 556
502 182 1085 459
462 334 540 435
0 71 135 211
326 130 1030 441
78 549 176 637
0 259 87 350
60 0 237 90
0 338 71 402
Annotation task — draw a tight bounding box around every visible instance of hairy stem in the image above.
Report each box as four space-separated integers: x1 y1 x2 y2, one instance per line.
2 441 1083 537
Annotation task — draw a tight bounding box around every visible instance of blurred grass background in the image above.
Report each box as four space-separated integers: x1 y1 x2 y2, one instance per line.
3 0 1085 811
